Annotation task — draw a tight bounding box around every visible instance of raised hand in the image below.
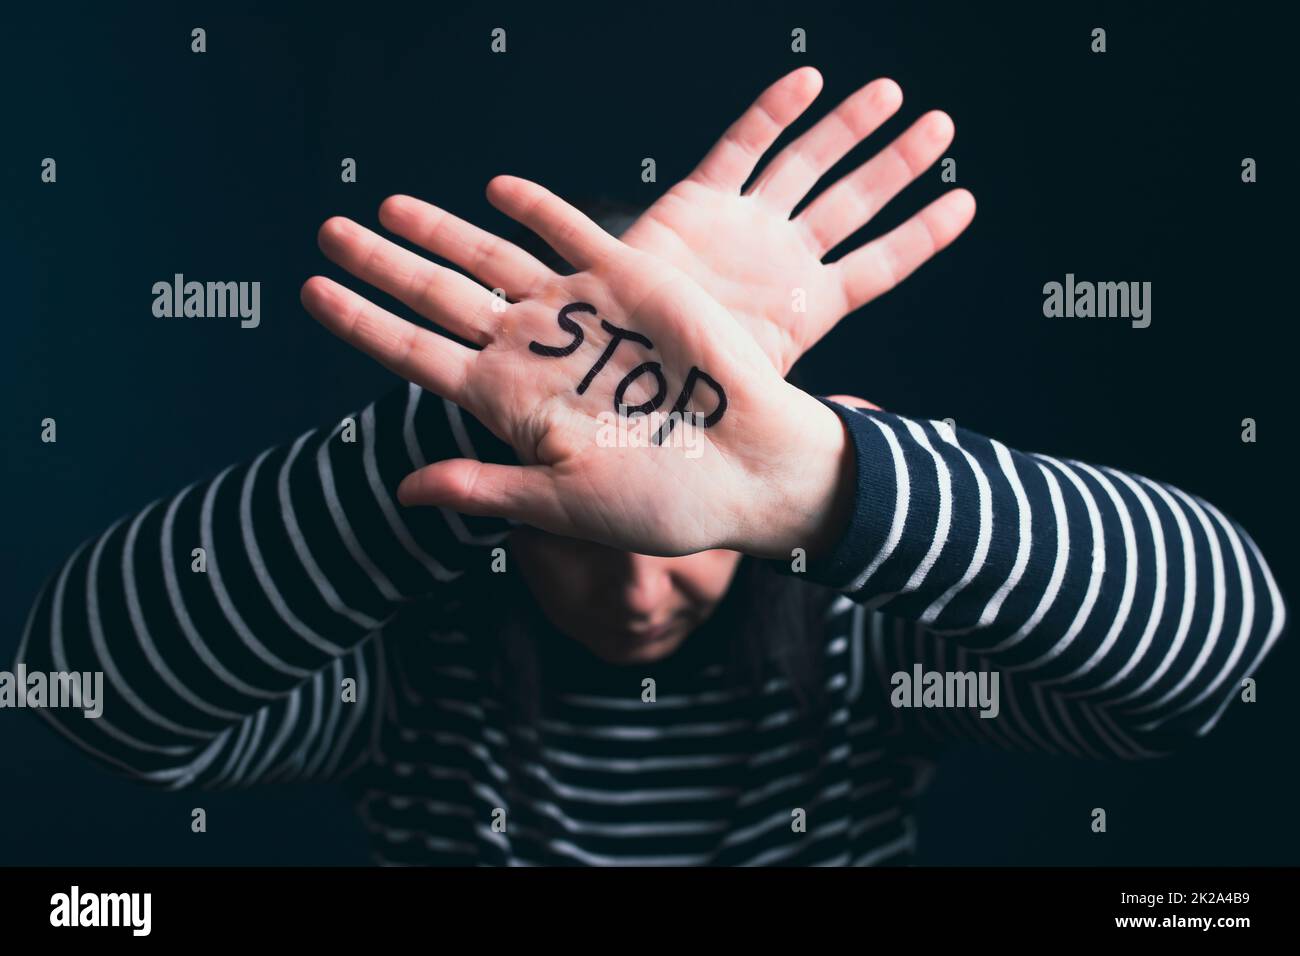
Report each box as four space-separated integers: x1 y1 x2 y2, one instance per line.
301 178 854 559
621 67 975 374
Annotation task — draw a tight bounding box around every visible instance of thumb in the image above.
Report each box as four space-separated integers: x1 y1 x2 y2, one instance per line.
397 459 562 526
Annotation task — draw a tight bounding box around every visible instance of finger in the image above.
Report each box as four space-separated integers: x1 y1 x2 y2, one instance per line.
378 194 555 302
745 77 902 212
486 175 623 272
317 216 501 346
833 188 976 313
397 459 565 528
688 67 824 193
798 110 956 256
301 275 473 401
825 394 882 411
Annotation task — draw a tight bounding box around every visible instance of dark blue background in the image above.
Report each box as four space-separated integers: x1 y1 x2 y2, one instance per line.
2 1 1294 864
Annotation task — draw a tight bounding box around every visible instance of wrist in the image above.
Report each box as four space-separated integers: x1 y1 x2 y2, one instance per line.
738 390 856 561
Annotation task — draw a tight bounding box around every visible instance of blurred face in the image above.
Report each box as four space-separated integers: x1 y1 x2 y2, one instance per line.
511 527 743 664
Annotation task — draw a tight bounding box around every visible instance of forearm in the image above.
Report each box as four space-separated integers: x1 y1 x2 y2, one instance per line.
13 382 511 776
793 401 1287 745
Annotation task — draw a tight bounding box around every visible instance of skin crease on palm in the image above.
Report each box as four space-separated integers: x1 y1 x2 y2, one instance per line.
301 67 974 665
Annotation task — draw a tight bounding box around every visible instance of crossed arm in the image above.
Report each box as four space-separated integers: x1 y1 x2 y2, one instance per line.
14 69 1285 789
296 68 974 560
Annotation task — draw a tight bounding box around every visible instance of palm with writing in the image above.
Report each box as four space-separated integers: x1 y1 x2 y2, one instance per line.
302 177 853 560
621 67 975 375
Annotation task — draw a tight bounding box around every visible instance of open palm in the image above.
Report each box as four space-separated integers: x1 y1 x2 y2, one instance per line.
301 177 846 558
622 68 976 375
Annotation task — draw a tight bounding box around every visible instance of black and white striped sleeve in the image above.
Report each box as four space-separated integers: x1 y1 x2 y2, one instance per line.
13 382 511 788
808 402 1287 755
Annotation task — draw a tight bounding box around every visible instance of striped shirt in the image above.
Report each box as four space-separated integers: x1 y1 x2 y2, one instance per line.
14 383 1287 865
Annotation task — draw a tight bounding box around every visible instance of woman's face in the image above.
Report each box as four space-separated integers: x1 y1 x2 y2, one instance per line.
510 526 743 664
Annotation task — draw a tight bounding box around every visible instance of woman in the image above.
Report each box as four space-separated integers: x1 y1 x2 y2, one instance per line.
15 69 1285 865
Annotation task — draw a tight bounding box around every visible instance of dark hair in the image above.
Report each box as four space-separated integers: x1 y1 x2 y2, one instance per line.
485 554 835 729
